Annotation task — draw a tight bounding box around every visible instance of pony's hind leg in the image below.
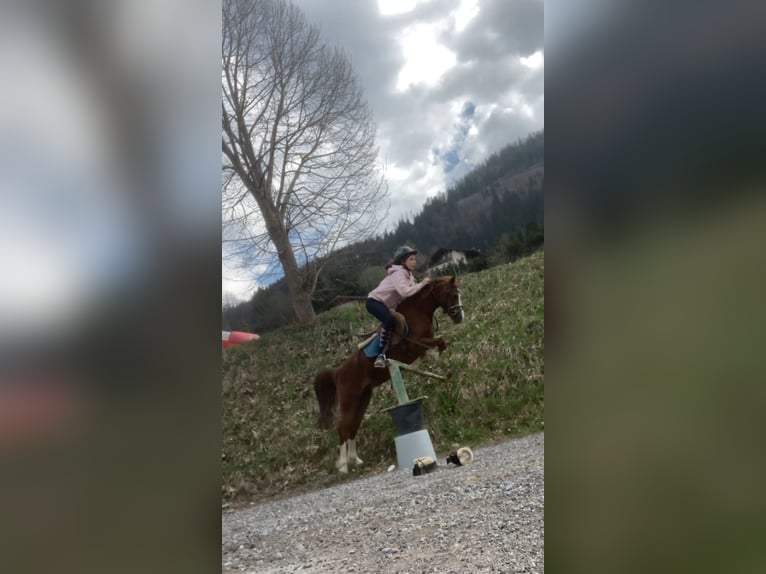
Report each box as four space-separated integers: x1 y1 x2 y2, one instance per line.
336 385 373 473
335 398 355 473
336 436 364 474
347 438 362 466
336 404 358 473
336 441 349 473
345 386 373 468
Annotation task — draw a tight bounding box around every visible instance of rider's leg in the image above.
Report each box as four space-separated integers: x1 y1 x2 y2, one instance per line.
365 298 394 367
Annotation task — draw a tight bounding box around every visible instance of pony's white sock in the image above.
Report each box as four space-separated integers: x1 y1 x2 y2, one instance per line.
348 438 363 465
336 441 349 473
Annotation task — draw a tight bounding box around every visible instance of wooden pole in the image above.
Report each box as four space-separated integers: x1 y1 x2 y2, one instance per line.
388 359 446 381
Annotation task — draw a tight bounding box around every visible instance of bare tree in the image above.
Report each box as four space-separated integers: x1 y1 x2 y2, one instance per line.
222 0 388 325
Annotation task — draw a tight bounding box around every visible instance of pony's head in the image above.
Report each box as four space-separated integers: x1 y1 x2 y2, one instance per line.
430 276 464 323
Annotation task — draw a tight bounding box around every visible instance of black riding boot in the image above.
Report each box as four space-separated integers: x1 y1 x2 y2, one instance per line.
374 327 391 368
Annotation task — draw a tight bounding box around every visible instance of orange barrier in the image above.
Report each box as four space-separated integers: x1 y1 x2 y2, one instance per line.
222 330 260 348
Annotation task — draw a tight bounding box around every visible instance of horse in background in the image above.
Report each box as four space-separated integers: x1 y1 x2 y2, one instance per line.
314 276 464 473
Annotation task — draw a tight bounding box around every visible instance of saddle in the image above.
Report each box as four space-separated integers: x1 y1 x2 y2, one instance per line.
357 310 408 351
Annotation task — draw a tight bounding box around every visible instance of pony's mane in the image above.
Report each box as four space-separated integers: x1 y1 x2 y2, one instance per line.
402 275 453 306
426 275 454 290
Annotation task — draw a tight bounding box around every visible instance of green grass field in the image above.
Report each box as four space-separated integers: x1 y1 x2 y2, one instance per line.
222 250 544 504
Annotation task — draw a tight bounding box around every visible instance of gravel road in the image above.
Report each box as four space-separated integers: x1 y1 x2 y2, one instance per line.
222 432 544 573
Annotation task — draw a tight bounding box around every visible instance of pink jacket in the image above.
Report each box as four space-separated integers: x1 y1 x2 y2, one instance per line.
367 265 428 308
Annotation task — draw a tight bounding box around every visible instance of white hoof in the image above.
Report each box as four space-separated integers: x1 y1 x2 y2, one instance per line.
337 463 349 474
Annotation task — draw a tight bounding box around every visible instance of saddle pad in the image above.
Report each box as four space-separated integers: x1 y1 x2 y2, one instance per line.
360 316 410 358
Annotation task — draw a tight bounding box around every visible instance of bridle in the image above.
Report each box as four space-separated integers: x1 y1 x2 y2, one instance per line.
445 301 464 321
428 280 463 321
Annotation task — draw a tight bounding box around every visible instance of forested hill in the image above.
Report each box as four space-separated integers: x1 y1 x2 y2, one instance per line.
223 130 543 333
379 130 543 255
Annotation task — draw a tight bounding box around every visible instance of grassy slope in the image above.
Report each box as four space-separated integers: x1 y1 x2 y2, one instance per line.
222 250 544 504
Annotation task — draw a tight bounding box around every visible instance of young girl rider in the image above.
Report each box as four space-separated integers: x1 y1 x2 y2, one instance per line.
366 245 431 368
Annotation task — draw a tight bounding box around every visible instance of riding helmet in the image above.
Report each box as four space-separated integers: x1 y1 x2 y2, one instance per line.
393 245 418 265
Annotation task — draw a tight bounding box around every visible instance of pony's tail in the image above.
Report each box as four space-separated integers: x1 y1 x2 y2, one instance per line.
314 367 337 430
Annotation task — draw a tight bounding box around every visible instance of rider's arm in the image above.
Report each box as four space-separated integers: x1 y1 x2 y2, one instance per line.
395 271 430 299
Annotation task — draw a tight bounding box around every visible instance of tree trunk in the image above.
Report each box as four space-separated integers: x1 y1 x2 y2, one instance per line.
257 195 316 325
279 250 316 325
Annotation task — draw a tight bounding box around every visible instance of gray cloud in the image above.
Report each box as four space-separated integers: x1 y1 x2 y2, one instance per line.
449 0 543 62
293 1 401 110
290 0 543 227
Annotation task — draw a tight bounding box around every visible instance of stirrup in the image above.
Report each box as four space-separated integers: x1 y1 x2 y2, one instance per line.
374 354 387 368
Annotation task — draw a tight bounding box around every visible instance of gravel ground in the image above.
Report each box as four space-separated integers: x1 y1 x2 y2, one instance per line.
222 432 544 573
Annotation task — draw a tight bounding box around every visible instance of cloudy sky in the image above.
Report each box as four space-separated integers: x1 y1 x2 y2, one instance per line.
223 0 544 304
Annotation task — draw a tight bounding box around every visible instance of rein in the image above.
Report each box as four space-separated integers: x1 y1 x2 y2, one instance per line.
401 334 438 350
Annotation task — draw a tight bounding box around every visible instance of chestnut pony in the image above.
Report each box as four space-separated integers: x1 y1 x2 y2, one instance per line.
314 276 464 473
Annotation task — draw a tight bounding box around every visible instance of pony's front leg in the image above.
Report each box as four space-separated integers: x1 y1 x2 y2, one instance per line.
420 336 447 353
